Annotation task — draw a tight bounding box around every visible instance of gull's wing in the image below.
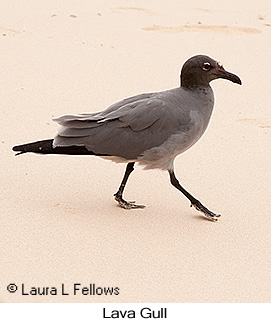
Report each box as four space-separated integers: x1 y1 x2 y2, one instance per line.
53 89 192 160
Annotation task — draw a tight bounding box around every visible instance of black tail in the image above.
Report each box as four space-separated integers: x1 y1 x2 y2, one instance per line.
12 139 108 156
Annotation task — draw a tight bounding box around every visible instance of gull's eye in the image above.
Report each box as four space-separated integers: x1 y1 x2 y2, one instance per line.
202 62 212 71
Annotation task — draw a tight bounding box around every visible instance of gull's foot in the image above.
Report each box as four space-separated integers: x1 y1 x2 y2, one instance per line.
114 194 145 210
191 200 221 222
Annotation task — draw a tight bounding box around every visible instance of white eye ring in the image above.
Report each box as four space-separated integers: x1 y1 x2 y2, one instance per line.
202 62 211 71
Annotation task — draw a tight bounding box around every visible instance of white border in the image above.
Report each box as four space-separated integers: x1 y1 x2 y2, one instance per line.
1 303 270 323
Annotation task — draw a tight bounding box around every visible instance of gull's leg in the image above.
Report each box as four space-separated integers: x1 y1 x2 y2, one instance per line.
168 169 221 222
114 162 145 209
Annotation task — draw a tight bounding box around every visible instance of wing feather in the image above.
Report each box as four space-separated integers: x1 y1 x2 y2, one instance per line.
53 88 192 159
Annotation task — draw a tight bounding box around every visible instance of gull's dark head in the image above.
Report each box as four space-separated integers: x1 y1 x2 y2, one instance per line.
180 55 242 89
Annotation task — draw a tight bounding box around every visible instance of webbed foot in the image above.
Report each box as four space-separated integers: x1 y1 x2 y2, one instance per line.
191 200 221 222
114 194 145 209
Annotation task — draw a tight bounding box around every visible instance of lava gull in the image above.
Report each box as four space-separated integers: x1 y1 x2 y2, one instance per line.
13 54 241 221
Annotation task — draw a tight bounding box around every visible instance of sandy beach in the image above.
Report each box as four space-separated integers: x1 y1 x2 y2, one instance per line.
1 0 271 302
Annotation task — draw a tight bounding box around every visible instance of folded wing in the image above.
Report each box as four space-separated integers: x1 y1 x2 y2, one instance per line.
53 90 192 160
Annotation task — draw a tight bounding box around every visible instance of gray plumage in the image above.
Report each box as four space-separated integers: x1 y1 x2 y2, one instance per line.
53 87 214 170
13 55 241 221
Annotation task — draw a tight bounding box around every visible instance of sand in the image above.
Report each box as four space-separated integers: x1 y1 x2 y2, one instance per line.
1 0 271 302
